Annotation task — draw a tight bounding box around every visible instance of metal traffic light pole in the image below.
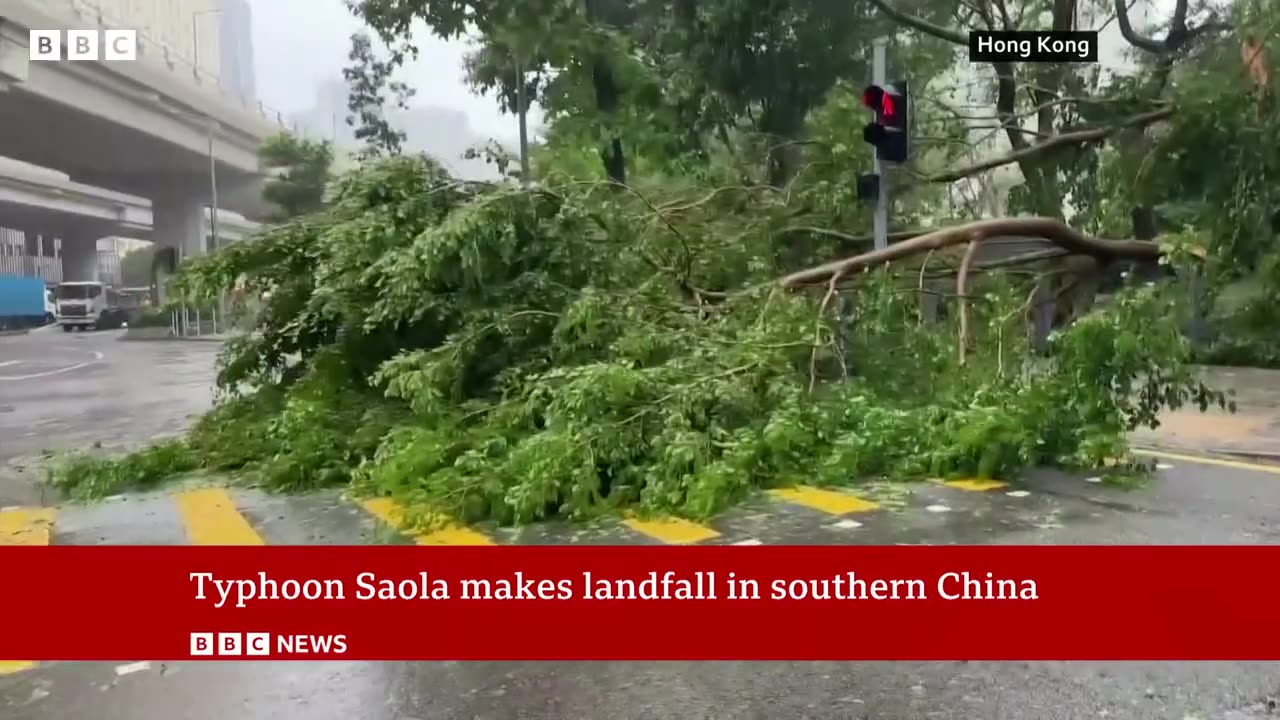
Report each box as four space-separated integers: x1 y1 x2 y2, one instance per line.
872 38 889 251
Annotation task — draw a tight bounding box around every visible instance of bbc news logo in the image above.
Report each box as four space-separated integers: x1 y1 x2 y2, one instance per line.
189 632 348 657
29 29 138 62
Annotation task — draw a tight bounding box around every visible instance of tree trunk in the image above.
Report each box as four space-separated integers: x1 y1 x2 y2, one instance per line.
515 58 530 181
591 60 627 184
759 103 805 188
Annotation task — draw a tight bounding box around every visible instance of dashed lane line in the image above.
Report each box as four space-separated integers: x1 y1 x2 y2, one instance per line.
359 497 495 546
0 507 55 546
173 488 265 546
940 478 1008 491
622 516 720 545
766 486 880 515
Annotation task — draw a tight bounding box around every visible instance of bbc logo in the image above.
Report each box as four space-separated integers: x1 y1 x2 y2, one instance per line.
29 29 138 62
189 632 271 656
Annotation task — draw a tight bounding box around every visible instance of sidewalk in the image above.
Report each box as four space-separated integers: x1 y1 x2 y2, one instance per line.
1131 366 1280 459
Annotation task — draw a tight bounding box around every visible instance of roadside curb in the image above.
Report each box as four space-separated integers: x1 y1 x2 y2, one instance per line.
1132 444 1280 469
118 336 229 342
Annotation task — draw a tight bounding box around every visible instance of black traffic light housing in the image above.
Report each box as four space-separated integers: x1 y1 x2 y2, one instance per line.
861 81 910 164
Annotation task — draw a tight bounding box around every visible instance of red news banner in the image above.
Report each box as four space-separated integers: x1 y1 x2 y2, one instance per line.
0 546 1275 661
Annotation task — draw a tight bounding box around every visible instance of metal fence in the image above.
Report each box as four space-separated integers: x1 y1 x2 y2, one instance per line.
0 230 62 284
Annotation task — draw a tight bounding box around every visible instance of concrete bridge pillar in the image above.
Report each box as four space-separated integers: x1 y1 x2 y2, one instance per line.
60 233 100 282
152 192 206 262
22 229 40 257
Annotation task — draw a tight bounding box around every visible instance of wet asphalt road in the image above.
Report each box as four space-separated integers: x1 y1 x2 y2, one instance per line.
2 328 1280 719
0 328 219 507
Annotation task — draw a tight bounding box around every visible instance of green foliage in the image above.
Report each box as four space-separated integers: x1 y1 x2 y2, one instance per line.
49 153 1215 526
343 31 415 160
50 441 196 501
131 307 173 328
120 246 157 288
259 133 336 220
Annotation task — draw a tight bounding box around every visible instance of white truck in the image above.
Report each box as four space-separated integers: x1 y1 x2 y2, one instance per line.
54 281 127 331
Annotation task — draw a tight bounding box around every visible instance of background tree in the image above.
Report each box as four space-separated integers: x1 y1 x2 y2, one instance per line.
343 31 416 159
120 246 157 288
258 133 336 220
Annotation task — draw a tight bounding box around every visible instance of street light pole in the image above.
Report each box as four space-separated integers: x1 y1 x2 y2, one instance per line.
208 119 219 253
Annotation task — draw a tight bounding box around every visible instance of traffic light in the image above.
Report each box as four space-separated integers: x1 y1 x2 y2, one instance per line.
861 81 909 164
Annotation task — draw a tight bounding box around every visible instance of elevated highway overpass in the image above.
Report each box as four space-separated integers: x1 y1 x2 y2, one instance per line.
0 157 259 282
0 0 281 259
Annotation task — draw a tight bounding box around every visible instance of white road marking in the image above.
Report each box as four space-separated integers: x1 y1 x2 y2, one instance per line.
1084 476 1103 483
0 360 20 368
1006 490 1031 498
114 661 151 676
0 351 103 380
829 519 863 529
1155 463 1174 470
731 538 763 546
924 504 951 513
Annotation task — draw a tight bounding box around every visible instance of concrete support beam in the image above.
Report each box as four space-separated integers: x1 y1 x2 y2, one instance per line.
60 233 99 282
217 177 272 222
152 192 205 261
22 229 38 256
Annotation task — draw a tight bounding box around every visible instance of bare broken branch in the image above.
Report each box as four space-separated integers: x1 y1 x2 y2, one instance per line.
924 107 1173 183
957 240 980 365
866 0 968 44
779 217 1163 289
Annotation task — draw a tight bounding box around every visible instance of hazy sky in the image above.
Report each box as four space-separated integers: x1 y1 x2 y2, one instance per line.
248 0 524 139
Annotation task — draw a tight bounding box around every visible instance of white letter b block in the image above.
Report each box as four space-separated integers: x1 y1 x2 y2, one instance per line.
29 30 60 61
67 30 98 60
189 632 213 656
217 633 242 656
104 29 137 61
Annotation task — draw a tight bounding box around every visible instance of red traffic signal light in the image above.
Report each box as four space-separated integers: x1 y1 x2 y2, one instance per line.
862 84 905 129
861 81 910 163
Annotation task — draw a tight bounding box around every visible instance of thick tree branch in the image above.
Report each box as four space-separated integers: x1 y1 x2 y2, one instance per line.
866 0 968 44
1117 0 1230 54
1169 0 1190 42
924 107 1173 183
1114 0 1165 52
779 218 1162 288
993 61 1029 151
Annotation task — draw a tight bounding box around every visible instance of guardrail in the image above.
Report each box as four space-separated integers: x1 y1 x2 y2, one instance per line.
38 0 290 129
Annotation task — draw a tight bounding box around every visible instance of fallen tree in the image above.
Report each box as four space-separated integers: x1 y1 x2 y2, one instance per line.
48 157 1228 526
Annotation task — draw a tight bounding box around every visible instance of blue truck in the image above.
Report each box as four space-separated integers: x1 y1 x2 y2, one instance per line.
0 276 55 331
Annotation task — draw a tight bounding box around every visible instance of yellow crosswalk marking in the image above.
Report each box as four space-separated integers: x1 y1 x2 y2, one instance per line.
768 487 880 515
623 516 720 544
0 507 55 546
941 478 1007 491
359 498 495 546
174 488 264 545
